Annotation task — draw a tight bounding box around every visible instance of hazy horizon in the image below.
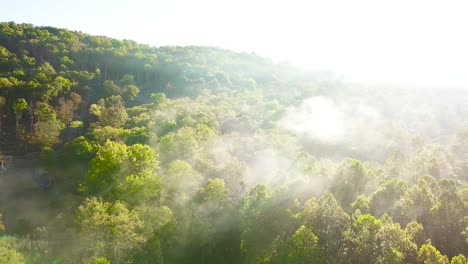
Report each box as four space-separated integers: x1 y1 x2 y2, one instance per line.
3 0 468 88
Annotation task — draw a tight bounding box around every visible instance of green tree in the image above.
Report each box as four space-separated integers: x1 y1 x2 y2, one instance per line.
77 197 145 263
392 179 436 226
451 255 468 264
45 76 72 99
202 178 228 203
103 80 121 96
132 206 174 264
26 102 64 147
157 127 199 163
352 195 371 214
344 214 383 263
405 221 426 248
428 179 466 257
289 225 324 264
12 98 28 138
300 192 350 263
239 185 280 262
80 140 160 203
330 159 374 210
163 160 202 205
417 244 449 264
123 84 139 102
0 245 25 264
370 178 407 217
376 217 418 264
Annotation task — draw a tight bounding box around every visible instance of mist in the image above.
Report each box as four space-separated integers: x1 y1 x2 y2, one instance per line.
1 19 468 263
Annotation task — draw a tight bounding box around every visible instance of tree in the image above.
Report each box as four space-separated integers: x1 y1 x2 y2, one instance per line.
12 98 27 138
330 159 374 210
300 192 350 262
28 120 63 147
132 206 174 264
103 80 121 96
202 178 228 203
0 245 25 264
80 140 128 195
80 140 160 203
451 255 468 264
56 92 82 124
351 195 371 214
92 126 124 144
162 160 202 205
289 225 324 264
77 197 145 262
90 95 128 128
150 93 168 109
123 84 139 102
26 102 64 147
376 217 418 264
344 214 383 263
157 127 199 163
428 181 466 257
239 185 274 261
405 221 426 248
45 76 72 99
417 244 449 264
392 179 436 226
62 136 99 162
370 178 407 217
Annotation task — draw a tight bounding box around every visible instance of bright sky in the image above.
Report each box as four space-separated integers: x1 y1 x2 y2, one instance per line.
3 0 468 87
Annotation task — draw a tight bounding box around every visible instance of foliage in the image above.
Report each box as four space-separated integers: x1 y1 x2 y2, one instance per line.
0 22 467 263
0 245 25 264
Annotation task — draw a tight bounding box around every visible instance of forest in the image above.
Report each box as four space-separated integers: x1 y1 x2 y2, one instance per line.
0 21 467 263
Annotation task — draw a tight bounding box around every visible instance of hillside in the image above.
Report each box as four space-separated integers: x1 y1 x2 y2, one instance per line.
0 22 467 263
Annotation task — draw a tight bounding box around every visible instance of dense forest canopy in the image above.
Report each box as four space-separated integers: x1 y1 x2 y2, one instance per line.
0 22 467 263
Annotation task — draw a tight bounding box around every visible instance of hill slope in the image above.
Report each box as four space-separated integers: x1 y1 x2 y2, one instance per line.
0 22 467 263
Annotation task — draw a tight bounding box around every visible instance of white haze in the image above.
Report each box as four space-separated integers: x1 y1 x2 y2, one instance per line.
278 90 468 161
280 97 345 144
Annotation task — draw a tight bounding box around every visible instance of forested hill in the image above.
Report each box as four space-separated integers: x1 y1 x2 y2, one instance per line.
0 21 317 100
0 22 322 147
0 22 467 263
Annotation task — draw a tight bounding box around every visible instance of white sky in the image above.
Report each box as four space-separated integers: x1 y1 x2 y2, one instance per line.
3 0 468 87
